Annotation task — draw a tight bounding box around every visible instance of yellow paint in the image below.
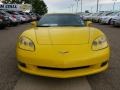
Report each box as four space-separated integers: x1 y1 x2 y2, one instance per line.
16 24 110 78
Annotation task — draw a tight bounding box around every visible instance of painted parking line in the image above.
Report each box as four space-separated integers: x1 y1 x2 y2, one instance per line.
14 75 91 90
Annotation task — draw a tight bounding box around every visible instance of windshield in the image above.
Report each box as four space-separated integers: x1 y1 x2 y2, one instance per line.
110 12 119 16
0 10 10 16
105 12 113 16
37 14 85 27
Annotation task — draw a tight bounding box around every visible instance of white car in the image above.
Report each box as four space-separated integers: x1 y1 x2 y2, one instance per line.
82 13 92 21
92 13 103 23
99 12 120 24
86 13 98 21
111 16 120 26
93 12 113 23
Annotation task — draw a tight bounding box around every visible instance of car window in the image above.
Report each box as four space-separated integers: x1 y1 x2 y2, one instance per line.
38 14 85 27
0 11 6 15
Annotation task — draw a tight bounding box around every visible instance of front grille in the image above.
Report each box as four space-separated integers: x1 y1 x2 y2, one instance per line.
37 66 90 71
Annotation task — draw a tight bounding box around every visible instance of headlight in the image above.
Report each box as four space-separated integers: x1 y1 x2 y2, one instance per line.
18 37 35 51
92 36 108 51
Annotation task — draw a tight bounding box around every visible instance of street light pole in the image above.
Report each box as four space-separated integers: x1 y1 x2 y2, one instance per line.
71 4 74 13
113 0 117 11
81 0 82 12
91 7 93 13
74 0 80 13
96 0 99 12
99 4 102 11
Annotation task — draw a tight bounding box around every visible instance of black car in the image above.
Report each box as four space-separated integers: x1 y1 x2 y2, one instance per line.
0 14 6 29
0 10 10 29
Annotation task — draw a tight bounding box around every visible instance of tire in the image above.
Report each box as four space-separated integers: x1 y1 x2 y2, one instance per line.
0 24 6 29
108 19 112 25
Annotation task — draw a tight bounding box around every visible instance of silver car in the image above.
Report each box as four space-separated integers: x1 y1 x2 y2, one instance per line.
6 11 21 23
112 16 120 26
99 12 120 25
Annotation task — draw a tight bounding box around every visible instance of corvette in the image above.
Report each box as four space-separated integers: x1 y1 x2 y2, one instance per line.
16 13 110 78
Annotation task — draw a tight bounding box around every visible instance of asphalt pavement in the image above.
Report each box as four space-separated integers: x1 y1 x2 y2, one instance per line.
0 23 120 90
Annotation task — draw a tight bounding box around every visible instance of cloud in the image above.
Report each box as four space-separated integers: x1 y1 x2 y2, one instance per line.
44 0 120 13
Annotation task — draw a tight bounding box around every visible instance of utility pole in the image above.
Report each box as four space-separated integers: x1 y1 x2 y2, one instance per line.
96 0 99 12
91 7 93 13
113 0 117 11
71 4 74 13
74 0 80 13
99 4 102 12
81 0 82 12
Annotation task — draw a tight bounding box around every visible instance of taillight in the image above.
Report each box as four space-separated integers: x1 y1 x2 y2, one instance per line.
12 15 16 18
0 15 3 19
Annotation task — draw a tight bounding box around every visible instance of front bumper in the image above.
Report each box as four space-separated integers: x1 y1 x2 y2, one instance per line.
114 21 120 26
17 46 110 78
18 61 108 78
100 19 108 24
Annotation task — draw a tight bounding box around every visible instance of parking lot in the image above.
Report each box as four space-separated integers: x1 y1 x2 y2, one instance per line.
0 23 120 90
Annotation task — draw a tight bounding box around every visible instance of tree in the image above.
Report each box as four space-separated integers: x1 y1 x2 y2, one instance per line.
2 0 48 15
2 0 22 4
31 0 48 15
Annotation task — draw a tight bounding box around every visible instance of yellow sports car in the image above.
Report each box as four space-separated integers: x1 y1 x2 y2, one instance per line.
16 13 110 78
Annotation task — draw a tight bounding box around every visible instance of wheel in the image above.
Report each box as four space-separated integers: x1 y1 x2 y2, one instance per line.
108 19 112 25
0 25 6 29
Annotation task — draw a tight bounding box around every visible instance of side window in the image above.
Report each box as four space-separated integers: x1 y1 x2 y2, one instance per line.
0 12 5 15
117 13 120 16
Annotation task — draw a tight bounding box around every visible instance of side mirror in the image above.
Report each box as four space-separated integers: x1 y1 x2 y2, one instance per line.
86 21 92 27
31 21 37 27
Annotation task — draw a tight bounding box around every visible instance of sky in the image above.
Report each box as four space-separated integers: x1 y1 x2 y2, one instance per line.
43 0 120 13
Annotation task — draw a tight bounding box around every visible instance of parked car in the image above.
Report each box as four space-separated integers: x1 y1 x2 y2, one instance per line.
16 13 110 78
112 17 120 27
0 13 6 29
83 13 92 21
94 12 113 23
92 12 103 23
1 10 19 26
18 11 31 23
89 13 98 21
99 12 120 24
83 13 96 21
0 10 10 28
29 13 37 21
25 12 33 22
5 10 22 23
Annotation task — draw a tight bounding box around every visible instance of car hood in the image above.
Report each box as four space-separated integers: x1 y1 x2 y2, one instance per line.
101 16 107 18
112 16 120 19
35 27 90 45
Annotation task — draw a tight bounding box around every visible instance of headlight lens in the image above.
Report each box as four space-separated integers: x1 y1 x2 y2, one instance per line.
92 36 108 51
18 37 35 51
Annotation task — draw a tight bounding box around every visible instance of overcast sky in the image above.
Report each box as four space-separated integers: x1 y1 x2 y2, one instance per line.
44 0 120 13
